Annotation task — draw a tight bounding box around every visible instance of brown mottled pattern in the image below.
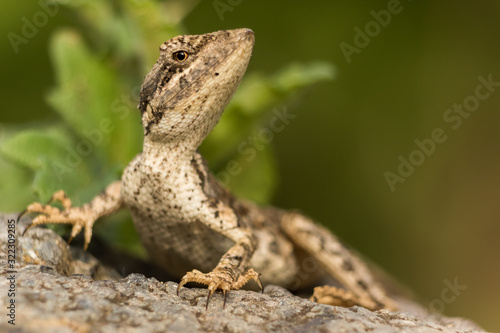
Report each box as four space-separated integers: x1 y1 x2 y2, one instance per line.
21 29 396 310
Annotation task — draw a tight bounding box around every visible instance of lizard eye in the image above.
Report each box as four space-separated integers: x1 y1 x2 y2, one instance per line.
173 51 188 62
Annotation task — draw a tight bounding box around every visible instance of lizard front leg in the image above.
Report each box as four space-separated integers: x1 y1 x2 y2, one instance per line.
20 181 123 250
177 202 262 308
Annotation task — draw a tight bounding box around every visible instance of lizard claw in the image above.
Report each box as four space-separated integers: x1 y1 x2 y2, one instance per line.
223 289 229 309
17 209 27 224
206 289 213 310
19 190 96 250
177 268 262 309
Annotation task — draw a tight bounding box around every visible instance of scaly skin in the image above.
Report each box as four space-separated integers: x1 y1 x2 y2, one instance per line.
20 29 397 310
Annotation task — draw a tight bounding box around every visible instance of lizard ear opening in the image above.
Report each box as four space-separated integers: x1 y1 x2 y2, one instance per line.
145 104 154 120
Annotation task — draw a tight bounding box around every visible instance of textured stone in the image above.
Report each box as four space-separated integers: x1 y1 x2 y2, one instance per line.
0 214 484 332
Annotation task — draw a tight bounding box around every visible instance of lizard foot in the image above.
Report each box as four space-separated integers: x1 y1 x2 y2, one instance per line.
19 190 97 250
177 268 263 309
310 285 364 308
310 285 397 311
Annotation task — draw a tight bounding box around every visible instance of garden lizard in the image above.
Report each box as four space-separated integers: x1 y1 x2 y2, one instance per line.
20 28 397 311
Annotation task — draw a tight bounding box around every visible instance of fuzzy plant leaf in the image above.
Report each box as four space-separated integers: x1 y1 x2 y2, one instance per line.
121 0 188 65
48 30 119 142
201 61 335 202
202 61 336 166
0 127 92 202
0 158 33 210
0 128 68 170
61 0 190 66
215 143 278 204
48 28 144 167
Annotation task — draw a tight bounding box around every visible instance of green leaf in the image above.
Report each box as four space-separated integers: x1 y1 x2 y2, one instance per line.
58 0 188 66
47 29 145 167
122 0 186 65
200 62 335 202
48 30 118 139
202 61 336 166
0 127 112 203
32 159 82 203
231 61 336 116
273 61 336 91
59 0 140 59
0 158 34 211
216 144 278 204
0 128 68 170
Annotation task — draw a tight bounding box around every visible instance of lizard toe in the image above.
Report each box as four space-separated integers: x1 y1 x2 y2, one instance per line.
177 268 261 309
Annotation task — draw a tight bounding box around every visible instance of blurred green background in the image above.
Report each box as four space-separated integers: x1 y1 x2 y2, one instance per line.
1 0 499 330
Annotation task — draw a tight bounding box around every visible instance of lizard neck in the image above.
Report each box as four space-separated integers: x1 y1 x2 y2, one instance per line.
142 136 196 166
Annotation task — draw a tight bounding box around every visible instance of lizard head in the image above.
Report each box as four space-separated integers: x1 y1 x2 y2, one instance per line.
138 28 255 147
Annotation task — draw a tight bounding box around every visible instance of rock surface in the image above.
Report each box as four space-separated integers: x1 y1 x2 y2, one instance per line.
0 214 484 332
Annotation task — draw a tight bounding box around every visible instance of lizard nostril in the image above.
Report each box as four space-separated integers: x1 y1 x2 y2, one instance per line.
240 28 254 42
240 29 255 43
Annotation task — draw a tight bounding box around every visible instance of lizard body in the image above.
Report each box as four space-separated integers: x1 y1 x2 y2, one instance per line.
21 29 396 310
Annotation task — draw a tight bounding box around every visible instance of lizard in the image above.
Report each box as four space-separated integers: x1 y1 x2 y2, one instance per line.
19 28 397 311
